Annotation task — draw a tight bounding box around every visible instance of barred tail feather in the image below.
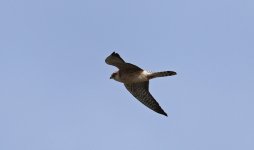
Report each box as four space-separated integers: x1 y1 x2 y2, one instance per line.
148 71 177 79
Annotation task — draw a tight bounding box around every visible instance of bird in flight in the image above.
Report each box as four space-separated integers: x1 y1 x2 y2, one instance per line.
105 52 176 116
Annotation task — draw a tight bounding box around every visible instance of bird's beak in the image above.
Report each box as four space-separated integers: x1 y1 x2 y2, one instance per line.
110 76 113 79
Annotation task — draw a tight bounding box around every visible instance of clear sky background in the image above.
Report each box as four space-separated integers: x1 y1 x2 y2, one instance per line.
0 0 254 150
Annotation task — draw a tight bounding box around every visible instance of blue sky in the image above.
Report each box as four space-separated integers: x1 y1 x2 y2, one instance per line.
0 0 254 149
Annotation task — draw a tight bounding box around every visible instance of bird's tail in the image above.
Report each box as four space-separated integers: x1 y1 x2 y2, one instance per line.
148 71 177 79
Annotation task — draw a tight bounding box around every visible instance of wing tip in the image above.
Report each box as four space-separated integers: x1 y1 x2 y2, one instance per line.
155 107 168 116
105 51 118 64
109 51 125 63
111 51 120 57
159 110 168 117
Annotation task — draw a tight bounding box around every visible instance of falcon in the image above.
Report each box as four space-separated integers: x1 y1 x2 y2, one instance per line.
105 52 176 116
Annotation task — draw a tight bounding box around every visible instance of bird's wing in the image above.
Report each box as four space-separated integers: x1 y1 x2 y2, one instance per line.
124 82 167 116
105 52 142 71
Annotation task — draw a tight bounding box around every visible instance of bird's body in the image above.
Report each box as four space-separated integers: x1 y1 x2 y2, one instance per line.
113 70 150 83
105 52 176 116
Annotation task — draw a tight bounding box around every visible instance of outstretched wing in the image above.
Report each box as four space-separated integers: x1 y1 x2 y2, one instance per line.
124 82 167 116
105 52 142 71
105 52 125 65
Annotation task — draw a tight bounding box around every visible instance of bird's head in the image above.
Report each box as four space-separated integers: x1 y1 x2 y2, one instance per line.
110 72 117 79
